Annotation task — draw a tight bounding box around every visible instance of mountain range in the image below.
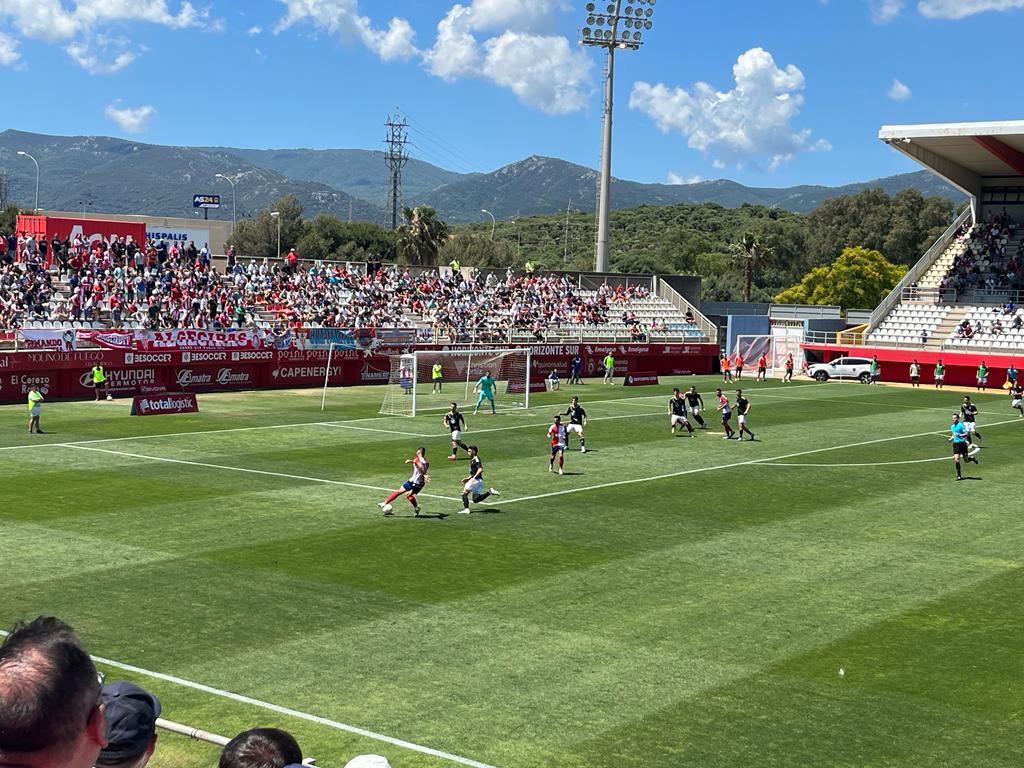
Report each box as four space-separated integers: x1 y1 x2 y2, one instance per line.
0 129 963 226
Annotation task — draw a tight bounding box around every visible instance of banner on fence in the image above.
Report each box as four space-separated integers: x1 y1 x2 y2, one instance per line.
136 329 270 351
19 329 77 351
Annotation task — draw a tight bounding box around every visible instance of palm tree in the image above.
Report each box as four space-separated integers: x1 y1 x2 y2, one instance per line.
730 232 774 303
397 206 450 266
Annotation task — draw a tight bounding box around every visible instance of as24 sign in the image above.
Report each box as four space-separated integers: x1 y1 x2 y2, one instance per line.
192 194 220 209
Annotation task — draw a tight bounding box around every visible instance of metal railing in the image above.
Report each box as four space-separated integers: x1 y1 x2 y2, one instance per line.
652 276 717 342
868 206 973 332
904 285 1024 307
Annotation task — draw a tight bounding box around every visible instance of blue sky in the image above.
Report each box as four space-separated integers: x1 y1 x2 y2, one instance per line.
1 0 1023 189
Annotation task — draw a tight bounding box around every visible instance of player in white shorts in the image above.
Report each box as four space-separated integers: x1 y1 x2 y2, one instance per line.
459 445 500 514
668 388 694 436
443 403 469 460
1010 382 1024 417
564 396 588 452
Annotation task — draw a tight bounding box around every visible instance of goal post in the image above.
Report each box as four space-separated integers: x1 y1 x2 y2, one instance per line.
379 348 532 417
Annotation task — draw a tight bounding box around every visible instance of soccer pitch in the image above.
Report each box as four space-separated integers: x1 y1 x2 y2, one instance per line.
2 377 1022 768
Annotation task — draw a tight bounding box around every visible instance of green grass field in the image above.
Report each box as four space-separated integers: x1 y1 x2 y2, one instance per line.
2 376 1022 768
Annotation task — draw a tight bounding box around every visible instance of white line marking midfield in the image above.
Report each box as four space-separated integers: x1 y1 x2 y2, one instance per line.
0 630 496 768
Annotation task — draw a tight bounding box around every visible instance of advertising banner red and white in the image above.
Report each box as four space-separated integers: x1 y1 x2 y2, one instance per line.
17 215 146 249
172 365 258 391
137 329 270 352
19 329 77 351
131 393 199 416
77 330 135 350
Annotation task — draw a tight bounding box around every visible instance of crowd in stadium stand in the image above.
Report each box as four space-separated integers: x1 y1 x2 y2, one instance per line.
0 616 392 768
1 227 652 337
939 210 1023 299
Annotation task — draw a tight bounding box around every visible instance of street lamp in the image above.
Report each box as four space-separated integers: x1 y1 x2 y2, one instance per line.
480 208 496 240
215 173 238 235
579 0 656 272
17 151 39 213
269 211 281 260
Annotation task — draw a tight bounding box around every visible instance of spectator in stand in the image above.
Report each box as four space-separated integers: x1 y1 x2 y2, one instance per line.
0 616 109 768
95 682 161 768
219 728 303 768
285 248 299 275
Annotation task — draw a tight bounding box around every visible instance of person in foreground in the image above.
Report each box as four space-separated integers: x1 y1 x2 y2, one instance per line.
219 728 302 768
95 682 161 768
459 445 499 514
378 447 430 517
0 616 109 768
948 412 979 481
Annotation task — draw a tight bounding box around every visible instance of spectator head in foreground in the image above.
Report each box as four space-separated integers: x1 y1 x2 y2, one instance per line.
219 728 302 768
95 682 161 768
344 756 392 768
0 616 108 768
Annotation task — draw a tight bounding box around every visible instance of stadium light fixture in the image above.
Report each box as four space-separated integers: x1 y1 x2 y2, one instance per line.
17 150 39 213
215 173 238 235
579 0 656 272
480 208 497 240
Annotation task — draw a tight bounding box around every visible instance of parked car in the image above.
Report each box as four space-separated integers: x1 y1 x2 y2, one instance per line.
806 356 874 383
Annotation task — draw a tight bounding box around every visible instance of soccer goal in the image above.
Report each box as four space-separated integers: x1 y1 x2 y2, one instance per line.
733 333 805 378
379 348 533 417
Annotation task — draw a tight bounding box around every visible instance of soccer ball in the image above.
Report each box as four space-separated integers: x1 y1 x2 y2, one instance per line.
381 503 393 513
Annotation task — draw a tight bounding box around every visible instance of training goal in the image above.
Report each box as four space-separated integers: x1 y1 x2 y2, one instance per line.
378 348 533 417
733 333 805 378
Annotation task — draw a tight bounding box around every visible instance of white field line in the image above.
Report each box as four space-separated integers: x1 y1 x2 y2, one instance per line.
760 443 982 468
62 445 463 503
498 417 1022 506
0 630 495 768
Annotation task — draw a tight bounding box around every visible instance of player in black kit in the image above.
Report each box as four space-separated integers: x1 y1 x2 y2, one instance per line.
684 386 707 428
669 388 694 436
444 402 469 460
565 396 588 452
459 445 500 514
960 396 982 444
735 389 755 441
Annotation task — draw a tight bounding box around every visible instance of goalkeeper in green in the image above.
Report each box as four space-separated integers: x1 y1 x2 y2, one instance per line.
473 369 497 415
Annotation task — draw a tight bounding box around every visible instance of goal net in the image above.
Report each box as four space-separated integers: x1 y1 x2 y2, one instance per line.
733 334 805 378
379 348 532 417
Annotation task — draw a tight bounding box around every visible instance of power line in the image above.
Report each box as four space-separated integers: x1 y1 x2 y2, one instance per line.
384 111 409 231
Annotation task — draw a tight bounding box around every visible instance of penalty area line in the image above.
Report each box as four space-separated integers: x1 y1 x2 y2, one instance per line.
61 445 462 503
499 418 1020 506
0 630 496 768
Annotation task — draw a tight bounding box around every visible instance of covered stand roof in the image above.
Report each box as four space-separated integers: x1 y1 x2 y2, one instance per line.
878 120 1024 199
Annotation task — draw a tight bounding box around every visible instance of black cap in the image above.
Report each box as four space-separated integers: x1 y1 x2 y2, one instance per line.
97 681 162 765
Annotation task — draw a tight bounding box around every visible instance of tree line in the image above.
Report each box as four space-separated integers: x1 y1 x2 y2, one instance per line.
221 186 958 308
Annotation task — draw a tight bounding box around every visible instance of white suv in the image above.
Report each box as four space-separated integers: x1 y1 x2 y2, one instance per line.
806 356 874 383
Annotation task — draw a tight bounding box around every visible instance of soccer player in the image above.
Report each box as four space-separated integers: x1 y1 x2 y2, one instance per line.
668 388 694 436
735 389 755 441
1010 381 1024 417
27 385 44 434
756 354 768 381
949 413 979 480
473 369 497 414
909 359 921 388
934 358 945 389
565 396 588 451
444 403 469 460
378 447 430 517
715 388 736 439
548 414 568 474
976 361 988 391
431 362 443 394
684 385 707 428
603 353 615 385
459 445 500 514
733 352 744 381
960 396 982 444
783 353 794 383
720 354 733 383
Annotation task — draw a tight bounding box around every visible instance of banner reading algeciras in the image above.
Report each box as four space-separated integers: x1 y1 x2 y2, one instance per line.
135 329 271 351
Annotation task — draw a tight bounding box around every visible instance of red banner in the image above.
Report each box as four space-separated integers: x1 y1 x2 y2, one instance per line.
77 330 135 350
137 329 270 352
17 215 146 249
171 365 258 391
623 372 660 386
131 393 199 416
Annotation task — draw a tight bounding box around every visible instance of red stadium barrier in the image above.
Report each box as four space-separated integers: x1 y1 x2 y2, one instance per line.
802 344 1021 388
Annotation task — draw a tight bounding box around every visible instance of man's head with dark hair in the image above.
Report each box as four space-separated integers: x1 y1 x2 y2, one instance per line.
0 616 108 768
219 728 302 768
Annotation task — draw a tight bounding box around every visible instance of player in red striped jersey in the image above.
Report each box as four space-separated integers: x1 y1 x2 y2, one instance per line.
548 415 567 475
378 447 430 517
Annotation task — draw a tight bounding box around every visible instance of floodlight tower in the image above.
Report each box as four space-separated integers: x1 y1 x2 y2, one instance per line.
580 0 655 273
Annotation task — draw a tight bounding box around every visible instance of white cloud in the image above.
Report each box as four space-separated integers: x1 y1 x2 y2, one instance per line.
274 0 419 61
247 25 262 35
0 31 20 65
870 0 906 22
105 103 154 133
918 0 1024 17
73 0 202 28
666 172 702 185
0 0 77 40
629 47 830 171
423 2 591 113
888 78 912 101
66 41 135 73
